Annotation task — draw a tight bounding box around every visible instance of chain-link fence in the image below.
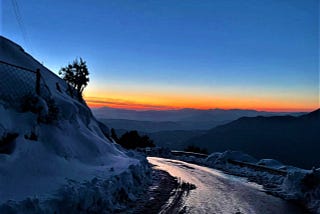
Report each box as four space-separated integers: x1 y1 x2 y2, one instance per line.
0 60 51 108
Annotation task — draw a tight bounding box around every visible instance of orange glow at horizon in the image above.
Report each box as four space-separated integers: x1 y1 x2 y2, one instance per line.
83 91 318 112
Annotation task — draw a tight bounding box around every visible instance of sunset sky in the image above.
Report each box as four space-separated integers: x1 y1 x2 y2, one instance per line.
2 0 319 111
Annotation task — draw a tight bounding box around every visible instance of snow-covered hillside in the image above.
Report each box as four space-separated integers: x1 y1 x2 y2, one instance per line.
0 36 150 213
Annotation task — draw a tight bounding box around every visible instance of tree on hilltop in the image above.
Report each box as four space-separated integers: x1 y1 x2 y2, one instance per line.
59 57 89 96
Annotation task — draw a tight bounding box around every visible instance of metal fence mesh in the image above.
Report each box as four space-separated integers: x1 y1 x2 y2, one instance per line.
0 61 51 107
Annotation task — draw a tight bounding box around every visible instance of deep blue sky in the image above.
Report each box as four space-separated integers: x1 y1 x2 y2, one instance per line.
1 0 319 111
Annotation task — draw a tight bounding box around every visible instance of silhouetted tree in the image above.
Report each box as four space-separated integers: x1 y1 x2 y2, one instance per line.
184 145 208 154
59 58 89 96
117 130 155 149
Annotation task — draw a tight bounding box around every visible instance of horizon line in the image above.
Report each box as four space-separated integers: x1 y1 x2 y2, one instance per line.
87 104 314 113
84 96 317 113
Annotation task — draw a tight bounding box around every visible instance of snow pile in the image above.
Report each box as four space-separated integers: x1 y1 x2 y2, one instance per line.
0 36 151 212
257 159 286 170
204 151 284 188
278 168 320 213
206 150 257 165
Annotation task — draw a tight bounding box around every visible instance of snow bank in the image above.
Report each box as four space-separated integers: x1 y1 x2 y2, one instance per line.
277 168 320 213
0 36 151 212
257 159 286 170
0 155 151 213
172 154 207 166
206 150 257 165
204 151 320 213
204 151 283 188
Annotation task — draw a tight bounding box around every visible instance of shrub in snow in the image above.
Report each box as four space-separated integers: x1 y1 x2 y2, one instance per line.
0 132 18 154
20 93 48 116
20 93 59 124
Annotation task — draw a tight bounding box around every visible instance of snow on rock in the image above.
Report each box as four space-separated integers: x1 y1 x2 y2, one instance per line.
205 152 222 163
257 159 286 170
173 154 207 166
206 150 258 166
204 151 283 188
0 36 151 212
277 168 320 213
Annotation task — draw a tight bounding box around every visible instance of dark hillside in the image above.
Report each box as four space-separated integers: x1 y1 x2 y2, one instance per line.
185 109 320 169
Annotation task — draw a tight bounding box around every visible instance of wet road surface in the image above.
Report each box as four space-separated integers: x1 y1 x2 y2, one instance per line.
148 157 308 214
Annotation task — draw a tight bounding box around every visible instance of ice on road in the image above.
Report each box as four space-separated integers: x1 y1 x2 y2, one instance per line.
148 157 307 214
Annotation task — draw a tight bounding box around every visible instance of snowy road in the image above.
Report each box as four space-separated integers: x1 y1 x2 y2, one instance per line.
148 157 308 214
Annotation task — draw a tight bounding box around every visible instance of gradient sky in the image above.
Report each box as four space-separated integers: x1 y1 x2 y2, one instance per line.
1 0 319 111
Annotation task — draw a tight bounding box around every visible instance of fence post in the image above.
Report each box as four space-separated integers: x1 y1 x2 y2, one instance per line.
36 69 41 95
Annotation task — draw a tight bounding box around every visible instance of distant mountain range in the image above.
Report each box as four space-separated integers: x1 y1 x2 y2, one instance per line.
185 109 320 169
96 107 319 169
96 107 317 165
99 118 227 132
93 107 305 122
94 107 305 132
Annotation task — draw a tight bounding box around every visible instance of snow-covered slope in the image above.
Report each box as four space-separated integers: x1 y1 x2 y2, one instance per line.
0 36 150 213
